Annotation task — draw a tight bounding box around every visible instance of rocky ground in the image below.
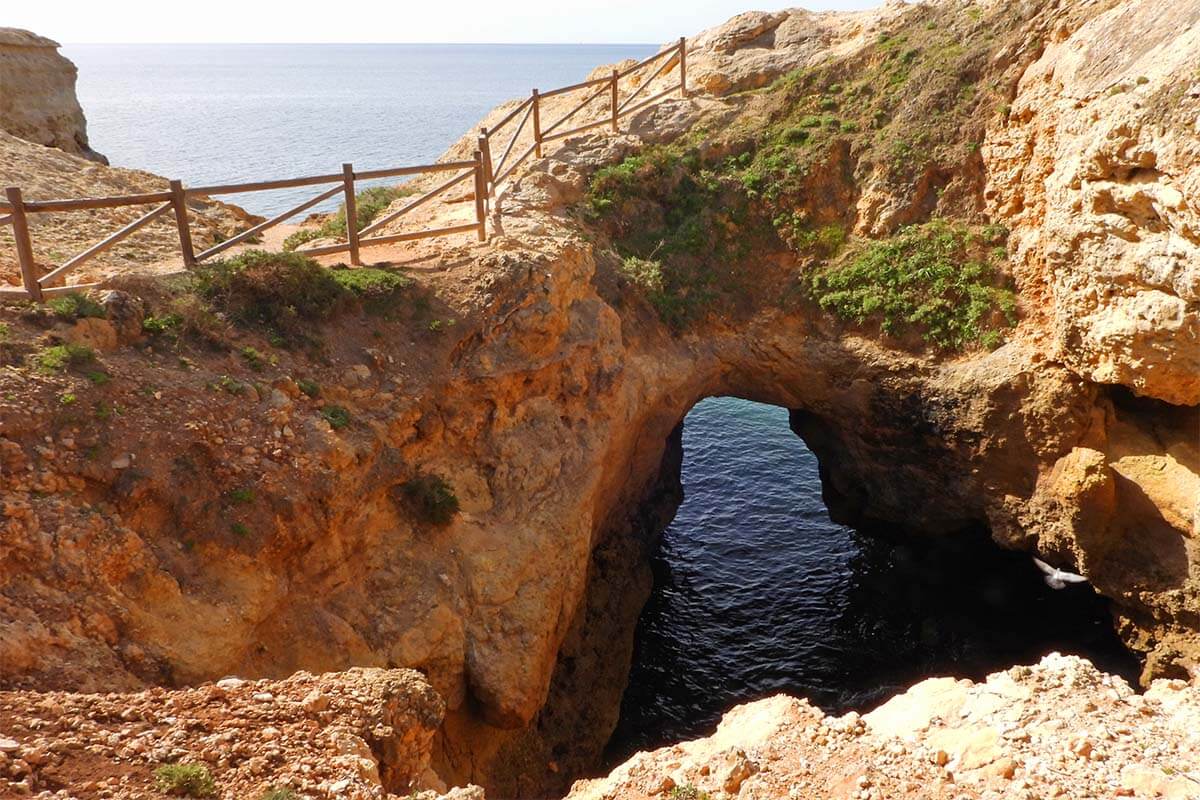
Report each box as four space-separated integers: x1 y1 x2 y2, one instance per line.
0 129 258 289
0 668 448 800
569 654 1200 800
2 655 1197 799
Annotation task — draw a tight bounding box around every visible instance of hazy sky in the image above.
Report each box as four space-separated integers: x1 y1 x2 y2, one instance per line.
12 0 884 44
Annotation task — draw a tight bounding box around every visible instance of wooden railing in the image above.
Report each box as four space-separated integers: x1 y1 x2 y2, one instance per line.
478 37 687 198
1 38 688 302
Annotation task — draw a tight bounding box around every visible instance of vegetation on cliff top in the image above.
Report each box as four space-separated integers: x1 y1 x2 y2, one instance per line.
584 1 1035 349
153 763 216 797
136 250 412 347
809 220 1016 350
282 184 418 252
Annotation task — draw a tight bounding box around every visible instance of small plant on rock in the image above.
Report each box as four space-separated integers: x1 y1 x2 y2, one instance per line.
669 785 712 800
153 763 215 797
260 789 298 800
142 312 183 336
296 377 321 398
227 487 255 504
240 346 272 372
34 343 95 373
320 404 351 429
47 292 105 320
397 474 460 526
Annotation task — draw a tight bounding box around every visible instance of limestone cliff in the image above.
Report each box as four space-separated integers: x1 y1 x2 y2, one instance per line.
0 28 106 162
0 1 1197 798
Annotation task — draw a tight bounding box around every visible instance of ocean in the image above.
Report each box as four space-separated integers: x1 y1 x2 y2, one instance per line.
61 45 1140 755
64 43 655 216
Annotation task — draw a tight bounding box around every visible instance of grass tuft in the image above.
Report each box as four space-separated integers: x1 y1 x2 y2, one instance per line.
47 293 105 320
35 343 95 373
153 764 215 798
397 474 460 526
320 405 351 429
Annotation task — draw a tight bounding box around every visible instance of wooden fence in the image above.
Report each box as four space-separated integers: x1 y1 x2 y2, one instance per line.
0 38 688 302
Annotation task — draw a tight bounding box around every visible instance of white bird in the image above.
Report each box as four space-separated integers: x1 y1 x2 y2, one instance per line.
1033 557 1089 590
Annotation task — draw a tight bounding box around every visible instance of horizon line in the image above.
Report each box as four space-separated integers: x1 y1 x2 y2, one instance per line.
62 40 665 46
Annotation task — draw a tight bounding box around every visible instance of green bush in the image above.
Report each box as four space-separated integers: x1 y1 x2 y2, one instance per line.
669 785 712 800
240 346 271 372
153 764 215 797
192 250 350 338
34 343 95 373
398 474 460 526
228 487 255 504
260 790 298 800
47 293 105 320
192 251 410 338
320 404 351 429
143 313 183 335
296 377 321 398
282 185 416 251
330 267 411 313
807 219 1017 350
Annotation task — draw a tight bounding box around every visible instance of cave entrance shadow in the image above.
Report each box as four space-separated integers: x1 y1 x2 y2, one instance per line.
604 396 1142 764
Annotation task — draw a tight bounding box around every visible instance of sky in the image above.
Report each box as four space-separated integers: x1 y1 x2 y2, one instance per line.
11 0 885 44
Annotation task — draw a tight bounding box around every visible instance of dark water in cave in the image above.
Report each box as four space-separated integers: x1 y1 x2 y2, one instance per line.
608 396 1141 760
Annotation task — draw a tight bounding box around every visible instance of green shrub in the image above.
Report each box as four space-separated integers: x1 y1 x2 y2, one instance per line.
282 186 416 251
86 370 111 385
153 764 215 797
398 474 460 526
143 313 183 335
807 219 1017 350
47 293 105 320
296 377 321 398
193 250 350 338
211 375 246 395
281 227 324 253
0 322 9 342
320 404 351 429
669 785 712 800
240 346 271 372
330 267 411 312
35 343 95 373
228 487 255 504
260 790 298 800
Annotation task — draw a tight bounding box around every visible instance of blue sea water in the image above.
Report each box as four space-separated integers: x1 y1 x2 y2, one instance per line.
59 46 1139 755
63 44 654 216
609 397 1139 756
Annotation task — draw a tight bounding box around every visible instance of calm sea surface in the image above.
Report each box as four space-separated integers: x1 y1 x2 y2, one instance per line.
63 44 654 215
608 397 1139 757
61 47 1139 755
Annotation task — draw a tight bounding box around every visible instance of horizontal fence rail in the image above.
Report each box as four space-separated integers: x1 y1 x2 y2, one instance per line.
1 38 689 302
479 37 687 197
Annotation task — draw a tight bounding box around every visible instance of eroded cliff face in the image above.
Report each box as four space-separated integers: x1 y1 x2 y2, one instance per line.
0 1 1197 797
0 28 106 162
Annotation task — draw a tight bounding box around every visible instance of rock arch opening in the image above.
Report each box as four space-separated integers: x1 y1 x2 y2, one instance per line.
605 396 1141 762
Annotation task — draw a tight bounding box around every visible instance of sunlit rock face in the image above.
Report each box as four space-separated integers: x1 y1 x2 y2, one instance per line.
0 27 107 162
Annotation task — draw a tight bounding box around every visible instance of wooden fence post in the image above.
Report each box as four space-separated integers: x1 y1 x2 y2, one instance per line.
531 89 543 159
611 70 620 133
168 180 196 268
342 163 361 266
679 37 688 98
473 151 487 242
478 129 494 195
5 187 42 301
